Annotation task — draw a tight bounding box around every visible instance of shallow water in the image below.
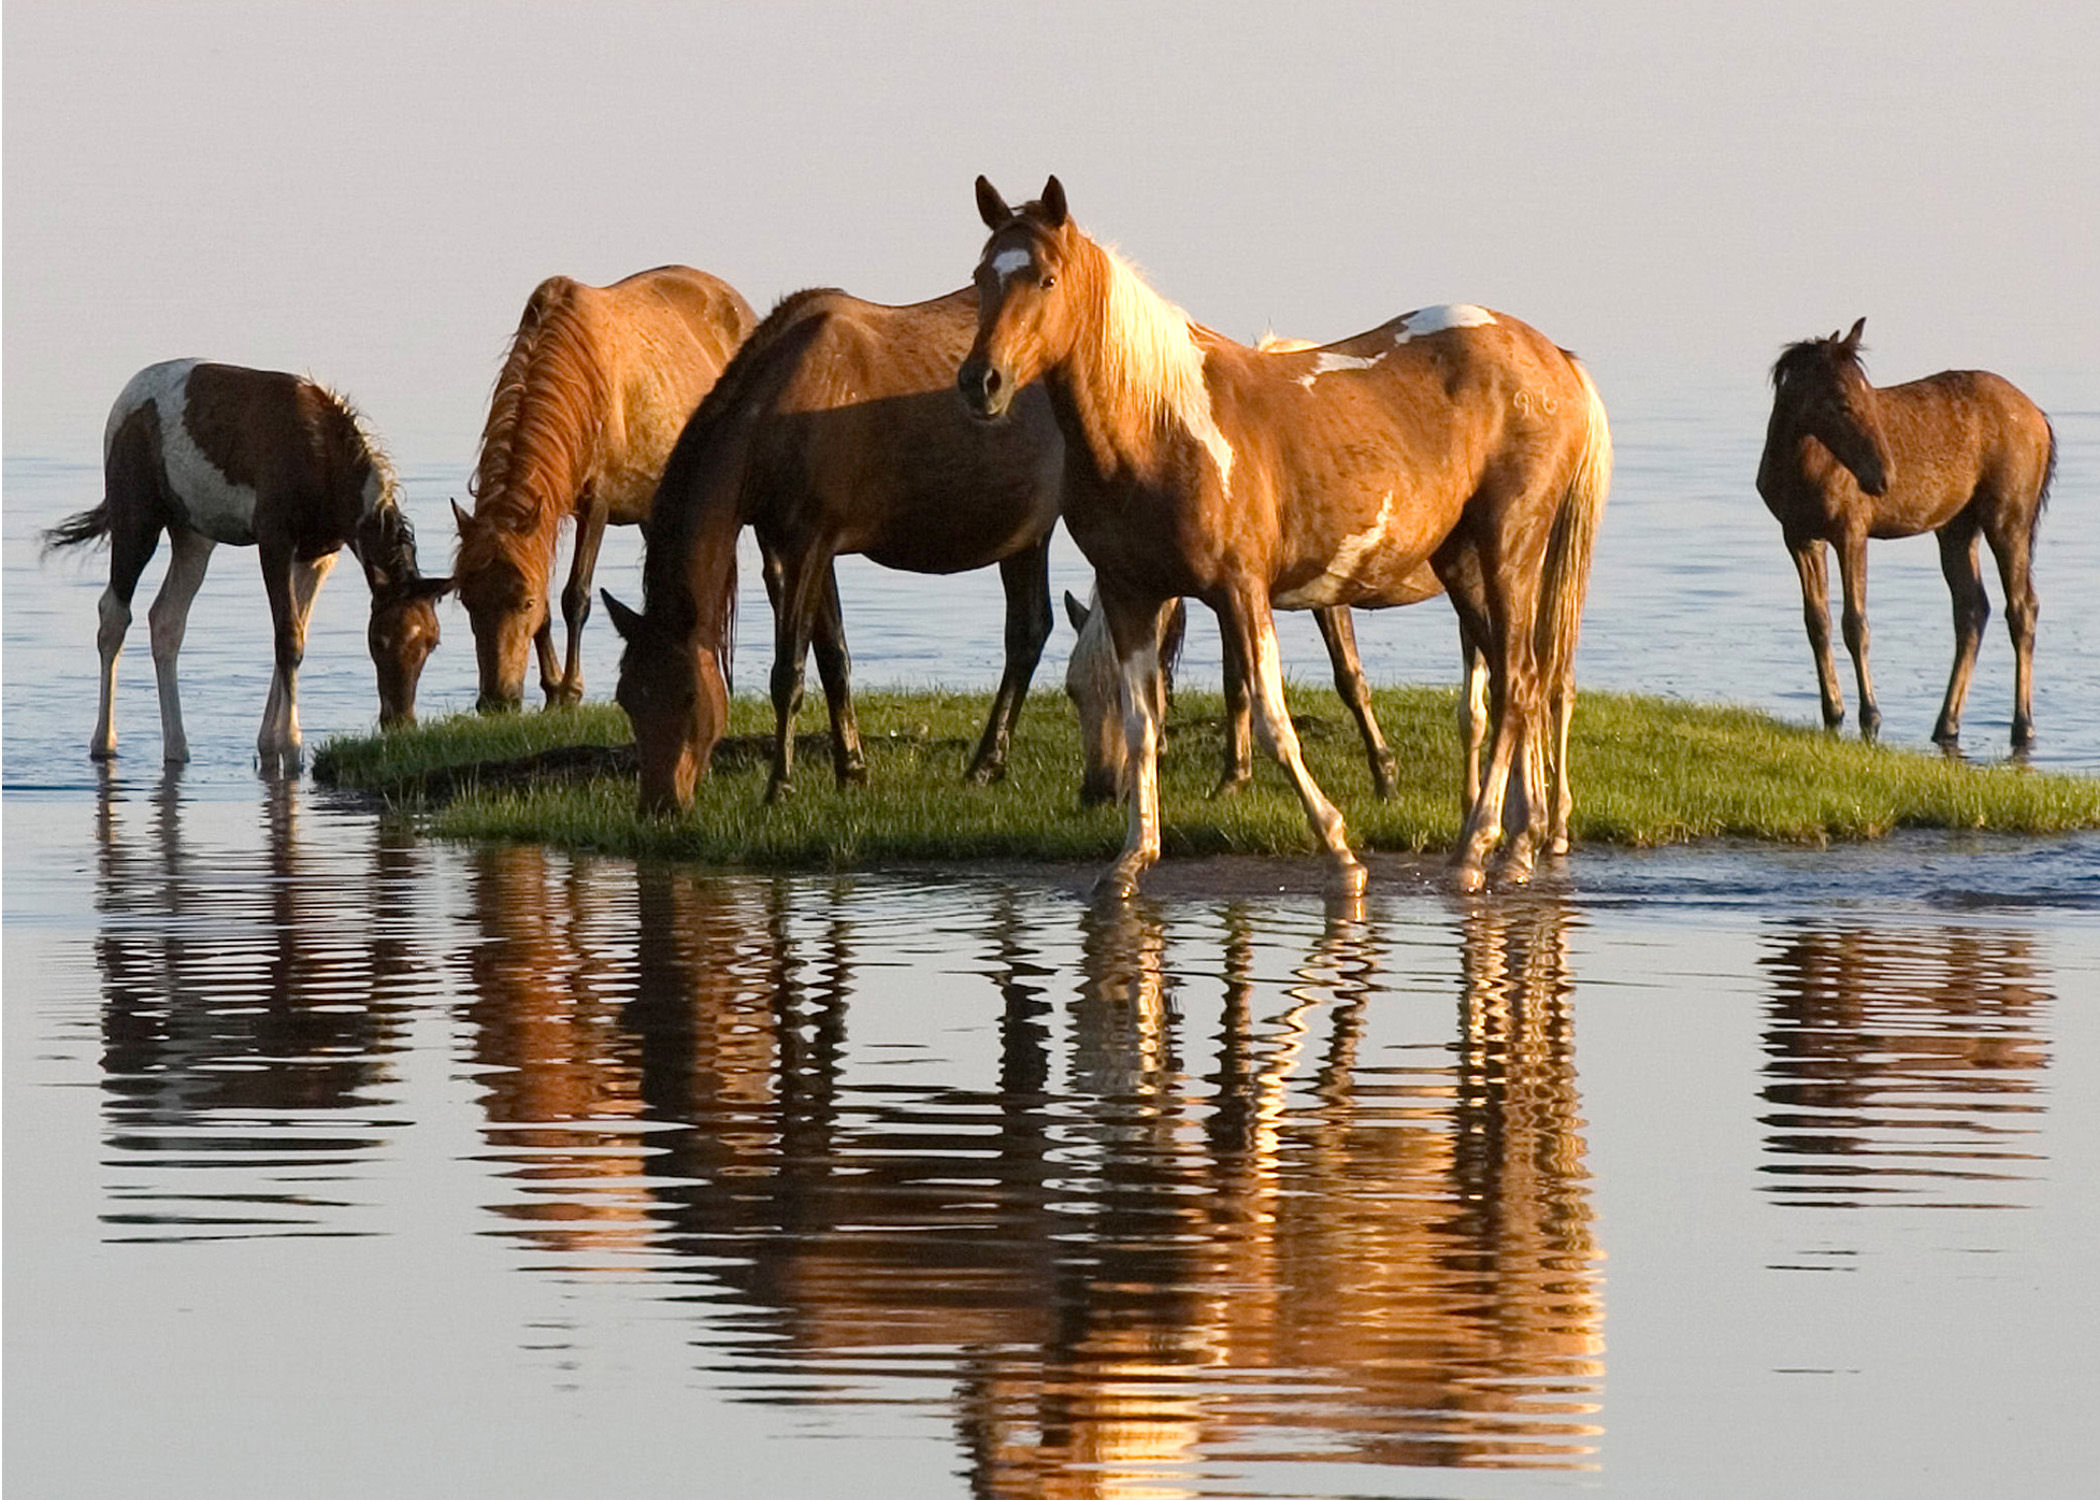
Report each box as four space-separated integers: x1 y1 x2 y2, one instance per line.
7 387 2100 1497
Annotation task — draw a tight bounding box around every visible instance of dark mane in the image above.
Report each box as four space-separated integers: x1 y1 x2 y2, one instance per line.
1771 331 1865 388
462 277 611 577
638 289 843 636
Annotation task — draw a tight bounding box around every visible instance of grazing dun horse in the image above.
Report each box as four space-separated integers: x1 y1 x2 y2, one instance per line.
453 265 756 710
45 359 450 765
604 287 1065 813
959 177 1610 896
1757 318 2055 749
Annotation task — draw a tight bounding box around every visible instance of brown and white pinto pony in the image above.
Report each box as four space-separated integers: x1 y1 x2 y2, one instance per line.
604 287 1065 813
453 265 756 710
44 359 450 766
1756 318 2055 749
960 177 1610 896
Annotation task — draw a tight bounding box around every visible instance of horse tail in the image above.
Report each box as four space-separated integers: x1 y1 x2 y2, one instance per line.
1535 359 1614 706
2032 416 2058 548
42 500 112 555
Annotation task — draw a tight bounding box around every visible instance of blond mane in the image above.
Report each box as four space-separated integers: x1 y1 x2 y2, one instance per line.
1094 244 1232 481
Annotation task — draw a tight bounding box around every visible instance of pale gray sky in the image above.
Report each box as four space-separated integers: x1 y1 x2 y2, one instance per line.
7 1 2097 463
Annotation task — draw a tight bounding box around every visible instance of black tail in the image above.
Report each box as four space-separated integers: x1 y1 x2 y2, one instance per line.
42 501 112 555
2032 419 2058 549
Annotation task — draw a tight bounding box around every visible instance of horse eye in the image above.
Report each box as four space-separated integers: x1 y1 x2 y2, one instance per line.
1040 274 1056 290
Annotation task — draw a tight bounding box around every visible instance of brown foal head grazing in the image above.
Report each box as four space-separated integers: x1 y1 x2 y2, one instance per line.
1769 317 1891 495
603 590 726 815
359 506 451 728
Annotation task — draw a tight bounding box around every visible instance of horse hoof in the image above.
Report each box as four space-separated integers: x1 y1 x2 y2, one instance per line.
1328 858 1368 898
1549 835 1572 858
90 743 117 761
1453 862 1487 896
764 779 793 805
1208 777 1250 801
964 761 1005 787
1092 867 1143 901
838 763 869 788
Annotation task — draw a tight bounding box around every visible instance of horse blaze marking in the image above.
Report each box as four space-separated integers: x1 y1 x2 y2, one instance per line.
990 248 1032 284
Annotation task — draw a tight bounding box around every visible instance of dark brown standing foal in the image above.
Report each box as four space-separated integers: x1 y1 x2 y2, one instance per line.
1757 319 2056 749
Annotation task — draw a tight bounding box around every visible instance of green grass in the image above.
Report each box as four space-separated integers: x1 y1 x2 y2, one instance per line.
313 686 2100 867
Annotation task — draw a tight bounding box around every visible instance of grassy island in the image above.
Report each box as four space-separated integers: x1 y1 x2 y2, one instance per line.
313 686 2100 868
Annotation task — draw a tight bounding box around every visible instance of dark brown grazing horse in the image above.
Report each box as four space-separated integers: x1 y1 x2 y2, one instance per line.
44 359 450 766
453 265 756 710
1756 318 2056 748
960 178 1611 896
603 287 1065 813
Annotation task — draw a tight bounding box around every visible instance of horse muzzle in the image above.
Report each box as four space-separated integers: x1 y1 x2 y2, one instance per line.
957 358 1013 421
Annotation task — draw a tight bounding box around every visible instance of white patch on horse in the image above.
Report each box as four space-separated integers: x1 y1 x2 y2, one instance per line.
112 360 262 546
1395 304 1497 345
990 247 1033 285
1294 352 1382 388
1273 490 1398 607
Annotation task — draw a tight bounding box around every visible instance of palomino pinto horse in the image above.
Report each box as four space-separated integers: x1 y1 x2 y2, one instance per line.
603 287 1065 813
45 359 450 766
1757 318 2055 749
453 265 756 710
961 178 1610 896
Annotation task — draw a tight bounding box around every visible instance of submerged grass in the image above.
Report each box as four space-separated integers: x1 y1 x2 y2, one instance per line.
314 686 2100 867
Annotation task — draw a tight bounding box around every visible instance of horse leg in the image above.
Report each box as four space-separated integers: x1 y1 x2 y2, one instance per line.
808 562 866 786
1462 636 1489 810
765 549 828 803
532 610 561 707
969 541 1054 784
1931 520 1988 747
91 514 166 760
1215 633 1254 798
257 548 335 766
1452 547 1546 894
1983 517 2040 751
1314 606 1397 799
1096 589 1179 900
1834 531 1879 742
552 497 608 707
1548 667 1575 857
143 529 214 764
1222 586 1364 897
1788 537 1845 730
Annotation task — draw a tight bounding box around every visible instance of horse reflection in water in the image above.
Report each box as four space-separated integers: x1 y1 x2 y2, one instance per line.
1757 921 2051 1209
454 844 668 1258
453 870 1604 1483
90 771 417 1238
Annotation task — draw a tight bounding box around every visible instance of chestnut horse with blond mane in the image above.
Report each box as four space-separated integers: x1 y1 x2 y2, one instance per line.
453 265 756 710
960 178 1610 896
1757 318 2055 750
604 286 1065 813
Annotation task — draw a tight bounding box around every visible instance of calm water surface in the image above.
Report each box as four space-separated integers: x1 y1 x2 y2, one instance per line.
7 384 2100 1497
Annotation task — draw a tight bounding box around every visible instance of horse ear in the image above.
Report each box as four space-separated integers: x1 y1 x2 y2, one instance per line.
1040 175 1068 227
1843 317 1866 348
976 175 1012 229
1064 590 1090 633
601 588 644 642
410 574 455 602
451 498 474 532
